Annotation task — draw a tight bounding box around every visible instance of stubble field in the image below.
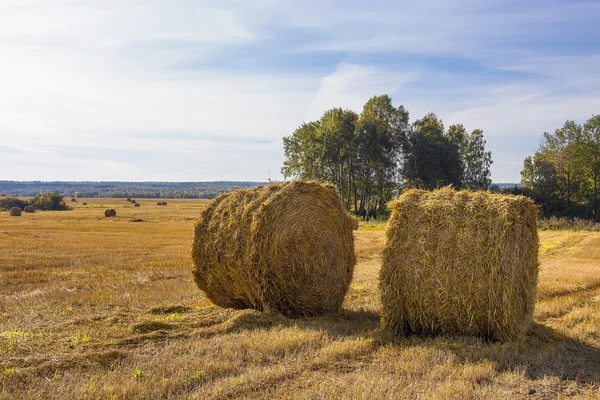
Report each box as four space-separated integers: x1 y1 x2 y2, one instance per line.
1 198 599 399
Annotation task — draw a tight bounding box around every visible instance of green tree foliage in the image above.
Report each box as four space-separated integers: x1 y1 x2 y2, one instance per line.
401 114 462 189
0 197 28 211
30 192 69 211
521 116 600 220
282 95 492 219
447 125 493 190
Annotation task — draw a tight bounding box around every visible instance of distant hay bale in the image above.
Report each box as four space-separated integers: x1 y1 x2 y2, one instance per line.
131 199 136 204
157 201 167 206
129 218 144 222
9 207 22 216
82 203 87 206
380 187 539 341
71 198 77 202
24 206 35 213
126 197 131 202
134 203 141 207
191 180 356 316
104 209 117 217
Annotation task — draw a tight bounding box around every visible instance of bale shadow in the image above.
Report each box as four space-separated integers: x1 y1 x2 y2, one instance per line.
420 323 600 384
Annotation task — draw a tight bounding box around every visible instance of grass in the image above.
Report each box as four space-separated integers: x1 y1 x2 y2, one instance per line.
1 197 599 399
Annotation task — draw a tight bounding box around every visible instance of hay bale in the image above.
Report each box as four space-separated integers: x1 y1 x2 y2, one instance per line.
127 197 131 202
130 218 144 222
104 209 117 217
71 198 77 202
82 203 87 206
131 199 136 204
191 180 356 316
134 203 141 207
380 187 539 341
162 202 167 206
9 207 22 216
24 206 35 213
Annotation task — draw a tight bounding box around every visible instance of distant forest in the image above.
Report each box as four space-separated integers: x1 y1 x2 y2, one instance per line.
0 181 265 199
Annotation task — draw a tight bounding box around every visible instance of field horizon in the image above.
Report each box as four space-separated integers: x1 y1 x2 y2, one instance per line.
1 197 599 399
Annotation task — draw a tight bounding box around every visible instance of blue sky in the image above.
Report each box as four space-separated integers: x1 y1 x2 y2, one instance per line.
1 0 600 182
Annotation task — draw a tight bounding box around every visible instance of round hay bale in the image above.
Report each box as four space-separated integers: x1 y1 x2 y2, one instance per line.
104 209 117 217
131 199 136 204
129 218 144 222
71 198 77 202
162 202 167 206
126 197 132 202
191 181 356 316
82 202 87 206
380 187 539 341
9 207 22 216
134 203 141 207
24 206 35 213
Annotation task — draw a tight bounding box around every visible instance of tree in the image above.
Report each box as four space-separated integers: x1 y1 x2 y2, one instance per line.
582 115 600 220
540 121 583 207
282 121 324 181
448 125 493 190
401 113 463 189
30 192 69 211
355 95 408 219
0 197 28 211
520 117 600 219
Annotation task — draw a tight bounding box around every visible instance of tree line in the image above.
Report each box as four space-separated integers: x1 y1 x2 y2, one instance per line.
0 181 264 199
0 193 69 211
282 95 493 219
520 116 600 220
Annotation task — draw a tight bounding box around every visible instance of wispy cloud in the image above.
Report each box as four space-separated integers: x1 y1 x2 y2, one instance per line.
1 0 599 182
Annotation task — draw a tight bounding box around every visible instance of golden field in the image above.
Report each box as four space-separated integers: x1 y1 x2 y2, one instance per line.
1 198 599 399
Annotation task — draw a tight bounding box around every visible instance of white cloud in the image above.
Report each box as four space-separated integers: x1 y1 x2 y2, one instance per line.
1 0 599 182
306 63 420 120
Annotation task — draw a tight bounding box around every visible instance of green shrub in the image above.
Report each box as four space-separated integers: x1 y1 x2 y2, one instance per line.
0 197 28 211
30 192 69 211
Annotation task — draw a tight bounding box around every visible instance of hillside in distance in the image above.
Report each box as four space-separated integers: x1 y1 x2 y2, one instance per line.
0 181 266 199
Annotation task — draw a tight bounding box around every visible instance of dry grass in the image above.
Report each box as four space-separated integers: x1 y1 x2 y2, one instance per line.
191 181 355 316
1 197 599 399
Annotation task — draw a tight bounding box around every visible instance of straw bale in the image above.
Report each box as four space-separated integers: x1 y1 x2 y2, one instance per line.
104 209 117 217
24 206 35 213
9 207 22 216
380 187 539 341
191 180 355 316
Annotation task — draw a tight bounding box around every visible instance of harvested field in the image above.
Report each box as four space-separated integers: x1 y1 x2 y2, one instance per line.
0 198 599 399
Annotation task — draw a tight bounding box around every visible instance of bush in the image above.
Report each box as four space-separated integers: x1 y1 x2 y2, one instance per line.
0 197 28 211
30 192 69 211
